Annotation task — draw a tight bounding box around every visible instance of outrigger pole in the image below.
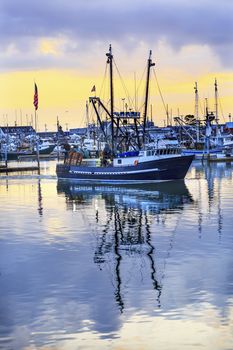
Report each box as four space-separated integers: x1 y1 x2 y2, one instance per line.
89 97 107 139
89 96 139 151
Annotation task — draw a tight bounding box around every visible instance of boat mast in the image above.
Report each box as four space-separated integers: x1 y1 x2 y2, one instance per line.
214 78 219 124
143 50 155 143
214 78 221 144
86 100 90 138
194 82 199 142
166 104 169 126
106 44 114 153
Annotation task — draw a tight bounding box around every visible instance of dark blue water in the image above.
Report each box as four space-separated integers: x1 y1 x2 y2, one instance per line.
0 161 233 349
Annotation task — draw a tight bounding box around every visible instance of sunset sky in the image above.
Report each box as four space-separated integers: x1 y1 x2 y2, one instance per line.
0 0 233 131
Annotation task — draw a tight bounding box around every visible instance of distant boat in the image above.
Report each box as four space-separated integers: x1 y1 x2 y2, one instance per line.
207 149 233 162
0 143 55 161
182 148 222 157
36 142 56 155
56 46 193 184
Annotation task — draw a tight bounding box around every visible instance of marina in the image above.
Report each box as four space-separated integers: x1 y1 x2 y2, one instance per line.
1 1 233 348
2 47 233 183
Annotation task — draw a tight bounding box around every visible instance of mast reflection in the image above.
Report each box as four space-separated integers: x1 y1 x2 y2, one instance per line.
37 179 43 216
145 214 162 306
195 162 232 238
114 206 124 313
57 180 193 312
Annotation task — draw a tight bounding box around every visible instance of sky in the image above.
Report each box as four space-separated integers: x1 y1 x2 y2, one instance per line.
0 0 233 131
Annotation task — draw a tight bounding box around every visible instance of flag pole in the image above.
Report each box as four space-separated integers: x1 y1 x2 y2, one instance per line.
33 82 38 132
34 109 37 132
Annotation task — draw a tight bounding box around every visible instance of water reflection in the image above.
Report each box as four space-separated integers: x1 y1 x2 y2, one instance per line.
57 180 193 214
191 162 232 239
57 180 193 312
1 163 233 349
37 179 43 216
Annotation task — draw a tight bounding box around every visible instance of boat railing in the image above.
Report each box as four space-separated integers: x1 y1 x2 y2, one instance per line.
144 148 181 157
64 150 83 166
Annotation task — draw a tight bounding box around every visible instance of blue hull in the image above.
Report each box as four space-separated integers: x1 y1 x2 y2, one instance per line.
56 155 194 183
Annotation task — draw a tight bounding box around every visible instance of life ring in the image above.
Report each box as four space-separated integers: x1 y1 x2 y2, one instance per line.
134 160 138 166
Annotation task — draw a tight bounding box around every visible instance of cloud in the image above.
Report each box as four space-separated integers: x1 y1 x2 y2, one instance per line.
0 0 233 70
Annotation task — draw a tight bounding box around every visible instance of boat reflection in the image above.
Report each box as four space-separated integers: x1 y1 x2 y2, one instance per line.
193 161 232 238
57 180 193 312
57 180 193 213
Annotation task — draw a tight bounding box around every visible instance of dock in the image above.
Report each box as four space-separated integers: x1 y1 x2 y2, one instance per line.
17 154 59 161
208 156 233 162
0 165 39 173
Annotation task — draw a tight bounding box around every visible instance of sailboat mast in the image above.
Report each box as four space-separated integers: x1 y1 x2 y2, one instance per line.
106 44 114 153
214 78 219 124
194 82 199 120
194 82 199 142
143 50 155 141
86 100 90 138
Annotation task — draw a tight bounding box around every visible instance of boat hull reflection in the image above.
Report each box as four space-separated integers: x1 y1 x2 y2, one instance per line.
57 180 193 213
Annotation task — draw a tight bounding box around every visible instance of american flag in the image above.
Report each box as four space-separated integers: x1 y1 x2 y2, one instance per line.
34 83 38 110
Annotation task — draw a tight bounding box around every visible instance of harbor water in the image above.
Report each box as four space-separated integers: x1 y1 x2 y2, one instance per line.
0 160 233 350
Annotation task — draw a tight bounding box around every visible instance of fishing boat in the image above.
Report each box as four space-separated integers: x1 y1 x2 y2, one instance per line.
56 46 194 184
56 148 193 183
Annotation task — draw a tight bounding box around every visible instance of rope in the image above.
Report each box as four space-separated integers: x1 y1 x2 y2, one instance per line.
113 59 134 110
218 95 226 123
136 64 147 112
152 68 167 116
99 62 107 96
